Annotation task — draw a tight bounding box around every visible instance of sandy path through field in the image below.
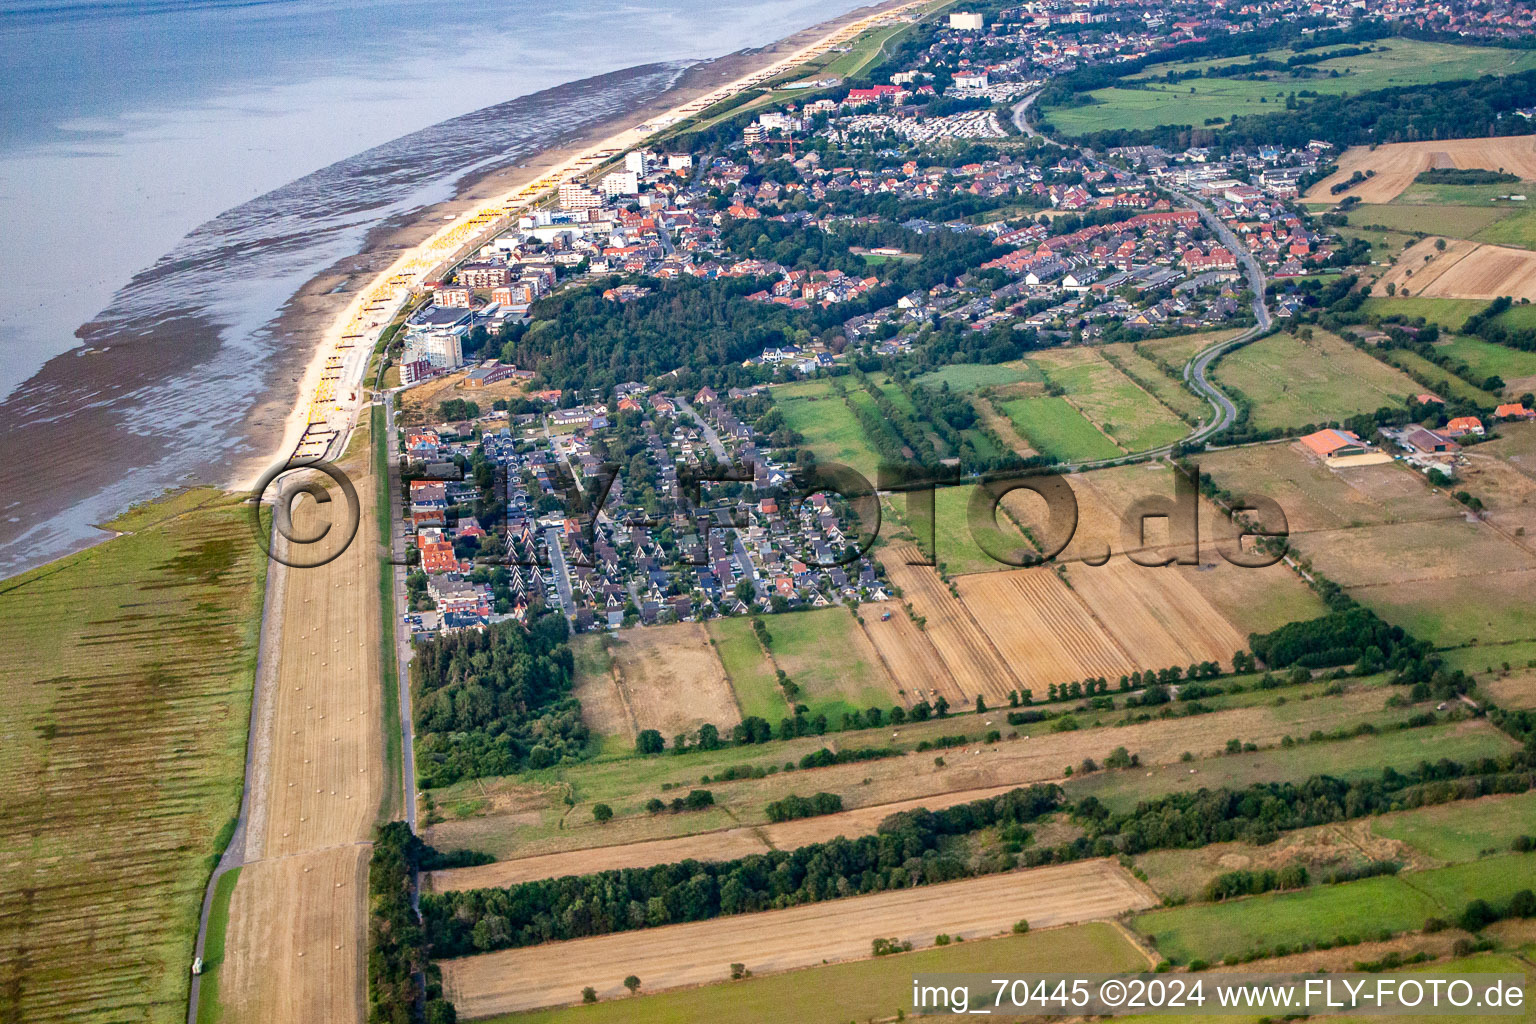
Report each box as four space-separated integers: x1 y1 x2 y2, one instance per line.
220 454 383 1024
440 860 1156 1015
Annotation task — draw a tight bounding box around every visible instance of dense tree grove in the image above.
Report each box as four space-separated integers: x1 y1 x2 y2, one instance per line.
1248 607 1430 670
764 792 844 822
421 784 1062 956
368 822 455 1024
1462 296 1536 353
412 613 582 788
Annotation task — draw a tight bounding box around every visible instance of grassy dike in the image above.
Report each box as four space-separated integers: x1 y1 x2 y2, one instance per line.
0 489 266 1024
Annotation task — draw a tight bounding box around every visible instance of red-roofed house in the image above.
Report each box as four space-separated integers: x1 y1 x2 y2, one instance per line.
1445 416 1485 437
1495 403 1535 420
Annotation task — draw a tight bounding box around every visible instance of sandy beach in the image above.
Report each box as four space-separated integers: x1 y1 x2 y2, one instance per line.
250 0 929 488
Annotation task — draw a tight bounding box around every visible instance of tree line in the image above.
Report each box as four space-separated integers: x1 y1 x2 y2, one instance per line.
368 821 456 1024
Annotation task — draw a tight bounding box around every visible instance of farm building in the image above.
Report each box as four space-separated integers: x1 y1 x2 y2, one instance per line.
1299 428 1370 459
1494 403 1535 421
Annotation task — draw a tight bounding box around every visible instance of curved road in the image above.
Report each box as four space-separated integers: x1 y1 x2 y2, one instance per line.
1009 91 1272 470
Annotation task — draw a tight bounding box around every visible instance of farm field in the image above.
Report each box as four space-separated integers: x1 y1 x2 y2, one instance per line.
1337 224 1419 263
600 622 742 738
877 540 1020 701
1305 135 1536 204
706 617 787 722
1378 346 1500 405
1351 567 1536 647
1298 514 1536 589
1440 336 1536 394
1101 341 1208 422
478 922 1146 1024
1378 237 1536 302
0 489 264 1024
1356 296 1487 330
1372 791 1536 863
1066 720 1517 814
772 378 879 481
570 635 631 746
426 686 1471 862
1062 558 1246 670
220 447 384 1024
1212 330 1418 430
1133 852 1536 964
895 476 1043 576
998 394 1124 462
856 600 954 705
916 359 1042 392
1350 202 1511 240
439 861 1157 1016
955 568 1134 692
759 606 896 719
1471 205 1536 250
1137 328 1247 368
1029 347 1189 451
1048 42 1536 138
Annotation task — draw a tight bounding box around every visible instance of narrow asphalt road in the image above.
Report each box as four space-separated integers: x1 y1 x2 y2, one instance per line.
1008 91 1272 471
383 392 419 834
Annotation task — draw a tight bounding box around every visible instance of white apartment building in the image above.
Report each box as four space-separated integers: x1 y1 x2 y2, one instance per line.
949 11 983 29
557 179 603 210
600 170 640 197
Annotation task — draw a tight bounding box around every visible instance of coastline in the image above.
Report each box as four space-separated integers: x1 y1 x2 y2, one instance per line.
249 0 930 491
0 0 922 582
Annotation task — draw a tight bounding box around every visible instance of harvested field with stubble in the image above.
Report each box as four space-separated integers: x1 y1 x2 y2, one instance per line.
955 568 1133 690
439 860 1157 1016
878 541 1020 703
1379 236 1536 301
606 622 741 736
857 602 956 705
1304 136 1536 204
570 634 631 743
1066 559 1246 671
221 444 383 1024
0 489 264 1024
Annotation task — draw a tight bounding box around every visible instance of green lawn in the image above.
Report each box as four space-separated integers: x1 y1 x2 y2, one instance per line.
1064 722 1517 814
998 395 1124 462
1133 852 1536 964
774 379 881 481
708 618 787 722
1373 792 1536 863
488 922 1146 1024
761 606 892 720
1214 330 1418 430
1031 350 1189 451
1043 39 1536 137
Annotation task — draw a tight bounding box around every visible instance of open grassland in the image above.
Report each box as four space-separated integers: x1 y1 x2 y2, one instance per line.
1471 205 1536 250
1200 433 1453 533
426 683 1437 863
1306 135 1536 204
1337 224 1421 263
1049 42 1536 138
916 359 1042 393
1352 203 1513 240
1378 346 1501 405
1214 330 1418 430
1138 328 1247 368
1372 791 1536 863
1030 347 1189 451
761 606 896 718
1440 335 1536 392
1356 296 1488 330
0 489 264 1024
894 476 1037 576
1298 512 1536 589
998 394 1124 461
1102 342 1209 422
1133 853 1536 964
773 379 880 481
474 922 1146 1024
1350 568 1536 648
441 862 1155 1016
1380 237 1536 302
604 622 742 737
706 617 787 723
570 634 631 747
1066 720 1517 814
